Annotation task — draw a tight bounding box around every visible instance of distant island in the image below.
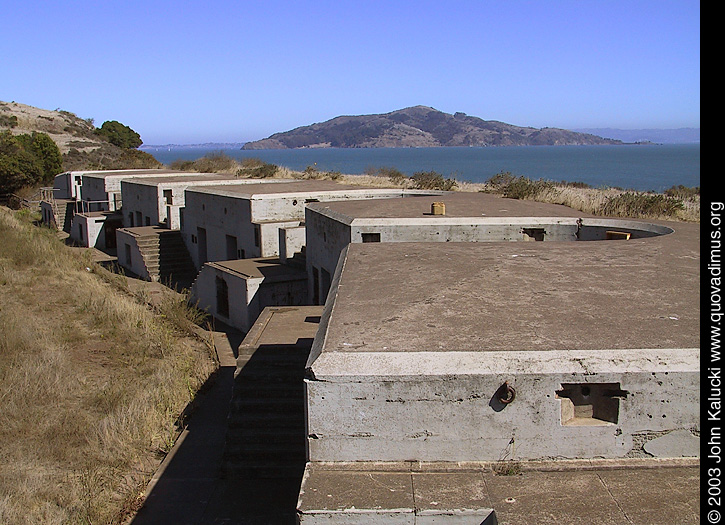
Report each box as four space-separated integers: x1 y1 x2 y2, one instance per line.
140 142 247 151
241 106 624 150
572 127 699 145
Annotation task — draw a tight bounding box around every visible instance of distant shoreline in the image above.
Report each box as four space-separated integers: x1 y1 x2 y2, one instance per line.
141 127 699 150
140 142 247 150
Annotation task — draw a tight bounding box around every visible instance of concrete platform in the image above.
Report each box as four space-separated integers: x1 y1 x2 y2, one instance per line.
298 460 700 524
314 220 699 355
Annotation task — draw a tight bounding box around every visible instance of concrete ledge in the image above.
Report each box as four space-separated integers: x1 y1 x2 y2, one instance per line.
298 460 699 524
308 348 699 379
298 463 496 524
305 457 699 473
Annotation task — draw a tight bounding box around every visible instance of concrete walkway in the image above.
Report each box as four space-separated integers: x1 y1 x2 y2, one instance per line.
298 460 700 524
101 258 699 524
128 314 290 525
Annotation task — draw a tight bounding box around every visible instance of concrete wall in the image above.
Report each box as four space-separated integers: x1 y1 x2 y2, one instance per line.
116 229 151 279
192 264 260 331
304 211 677 305
190 262 308 332
79 175 112 211
119 178 278 231
305 348 700 461
52 172 81 200
182 188 446 270
183 191 257 267
121 180 160 227
305 210 353 303
68 213 122 250
280 225 307 263
40 201 55 228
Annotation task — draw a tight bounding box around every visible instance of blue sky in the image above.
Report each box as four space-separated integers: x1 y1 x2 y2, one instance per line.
2 1 699 144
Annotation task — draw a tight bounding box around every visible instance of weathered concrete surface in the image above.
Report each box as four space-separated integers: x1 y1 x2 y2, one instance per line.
304 191 677 303
183 180 440 264
120 173 291 228
297 460 700 525
190 257 308 333
315 221 699 354
643 429 700 458
307 191 590 219
306 220 700 462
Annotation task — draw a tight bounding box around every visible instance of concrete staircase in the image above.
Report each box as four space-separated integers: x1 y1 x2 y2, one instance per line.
222 336 312 480
136 230 198 289
57 200 75 233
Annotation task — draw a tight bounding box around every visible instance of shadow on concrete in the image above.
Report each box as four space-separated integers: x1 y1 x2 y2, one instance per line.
131 328 313 524
130 364 236 525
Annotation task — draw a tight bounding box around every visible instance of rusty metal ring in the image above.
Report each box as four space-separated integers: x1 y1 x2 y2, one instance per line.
497 382 516 404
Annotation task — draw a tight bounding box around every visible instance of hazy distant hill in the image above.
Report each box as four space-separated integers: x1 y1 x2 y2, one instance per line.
242 106 623 149
573 128 700 144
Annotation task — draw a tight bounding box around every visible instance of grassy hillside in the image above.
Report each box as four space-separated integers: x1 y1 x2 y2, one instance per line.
0 101 161 172
0 208 217 524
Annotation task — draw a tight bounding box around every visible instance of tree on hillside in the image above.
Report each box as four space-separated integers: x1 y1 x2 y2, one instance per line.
95 120 143 149
0 131 63 194
17 132 63 180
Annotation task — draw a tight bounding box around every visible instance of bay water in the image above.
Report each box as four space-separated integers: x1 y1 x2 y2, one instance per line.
144 144 700 193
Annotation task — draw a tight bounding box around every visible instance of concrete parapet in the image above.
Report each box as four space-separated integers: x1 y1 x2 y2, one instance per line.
306 348 700 461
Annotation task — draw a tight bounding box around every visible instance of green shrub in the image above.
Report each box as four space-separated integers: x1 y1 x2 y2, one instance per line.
170 151 237 173
169 159 197 171
483 172 553 200
502 176 553 200
378 166 408 184
485 171 517 190
21 131 63 180
366 166 408 184
239 162 278 178
410 170 457 191
304 165 319 176
240 157 265 169
558 180 591 189
0 114 18 128
63 143 161 171
192 151 237 173
0 130 63 194
95 120 143 149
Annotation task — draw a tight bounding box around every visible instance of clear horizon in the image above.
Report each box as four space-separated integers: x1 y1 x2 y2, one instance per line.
2 1 699 144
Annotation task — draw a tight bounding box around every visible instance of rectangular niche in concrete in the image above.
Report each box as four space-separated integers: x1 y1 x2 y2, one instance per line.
522 227 546 241
606 230 631 240
361 232 381 243
556 383 629 426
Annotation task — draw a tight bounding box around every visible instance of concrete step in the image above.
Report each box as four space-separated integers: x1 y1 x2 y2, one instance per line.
236 349 310 366
223 316 318 482
224 442 306 461
234 382 304 399
225 427 304 444
230 397 303 414
222 460 306 479
226 415 305 433
136 230 195 287
158 262 197 273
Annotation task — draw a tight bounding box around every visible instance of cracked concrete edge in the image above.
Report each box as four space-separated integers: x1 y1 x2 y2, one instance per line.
304 456 700 473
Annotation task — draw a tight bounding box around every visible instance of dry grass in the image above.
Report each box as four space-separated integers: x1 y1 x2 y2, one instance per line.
167 155 699 222
474 177 700 222
0 208 217 524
